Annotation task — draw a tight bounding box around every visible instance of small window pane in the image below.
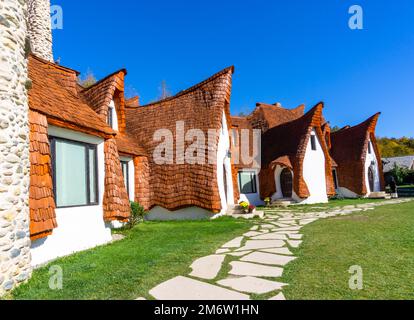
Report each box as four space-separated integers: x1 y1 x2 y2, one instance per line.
238 172 257 194
311 135 317 151
55 141 87 207
121 161 129 195
89 148 97 203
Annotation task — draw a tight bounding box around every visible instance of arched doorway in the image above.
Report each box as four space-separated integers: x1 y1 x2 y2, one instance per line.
368 167 375 192
280 168 293 198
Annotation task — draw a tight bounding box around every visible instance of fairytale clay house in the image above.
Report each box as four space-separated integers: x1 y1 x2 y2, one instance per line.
232 102 335 205
125 67 239 220
330 113 385 198
28 55 140 265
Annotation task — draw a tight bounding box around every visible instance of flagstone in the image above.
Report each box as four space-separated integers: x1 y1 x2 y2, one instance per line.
243 231 264 237
288 234 303 240
217 276 287 294
250 226 259 231
261 224 277 229
269 292 286 300
222 237 244 248
287 240 302 248
241 252 296 266
229 261 284 277
216 248 231 254
250 233 288 240
189 255 225 280
149 276 250 300
299 219 318 225
227 250 252 257
236 240 286 251
260 247 294 256
274 226 302 231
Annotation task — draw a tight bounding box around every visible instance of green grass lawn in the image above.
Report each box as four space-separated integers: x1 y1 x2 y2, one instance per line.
10 217 253 300
281 200 414 300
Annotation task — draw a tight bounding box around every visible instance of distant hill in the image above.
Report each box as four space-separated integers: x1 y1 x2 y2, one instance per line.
377 137 414 158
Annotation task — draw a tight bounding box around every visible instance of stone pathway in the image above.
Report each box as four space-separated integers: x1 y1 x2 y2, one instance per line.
145 198 413 301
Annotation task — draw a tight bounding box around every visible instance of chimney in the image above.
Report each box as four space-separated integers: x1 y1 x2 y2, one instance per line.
126 96 140 108
28 0 54 62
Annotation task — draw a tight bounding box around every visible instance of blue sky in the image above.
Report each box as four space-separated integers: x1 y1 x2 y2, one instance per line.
52 0 414 137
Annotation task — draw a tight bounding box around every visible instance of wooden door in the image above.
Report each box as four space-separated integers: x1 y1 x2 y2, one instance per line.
280 168 293 198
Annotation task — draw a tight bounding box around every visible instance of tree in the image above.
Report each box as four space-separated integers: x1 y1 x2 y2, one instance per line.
78 69 97 88
158 80 172 100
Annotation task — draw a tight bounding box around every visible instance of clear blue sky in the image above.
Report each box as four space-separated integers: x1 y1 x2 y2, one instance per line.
52 0 414 137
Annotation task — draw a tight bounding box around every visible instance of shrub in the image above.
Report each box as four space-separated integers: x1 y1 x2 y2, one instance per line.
127 202 147 229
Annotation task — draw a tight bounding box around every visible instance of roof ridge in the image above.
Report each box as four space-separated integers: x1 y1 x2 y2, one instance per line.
82 69 127 92
129 66 234 109
30 54 80 75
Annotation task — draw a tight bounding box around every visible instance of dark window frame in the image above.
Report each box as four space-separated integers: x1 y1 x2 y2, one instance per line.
107 107 113 128
50 136 99 209
238 171 258 194
310 135 317 151
368 142 372 154
332 169 339 189
121 160 130 196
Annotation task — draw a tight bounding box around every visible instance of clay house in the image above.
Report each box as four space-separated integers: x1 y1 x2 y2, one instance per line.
330 113 386 198
28 55 145 265
125 67 239 220
232 102 335 205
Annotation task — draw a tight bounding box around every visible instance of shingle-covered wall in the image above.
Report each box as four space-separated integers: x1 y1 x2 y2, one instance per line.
0 0 32 295
28 0 53 62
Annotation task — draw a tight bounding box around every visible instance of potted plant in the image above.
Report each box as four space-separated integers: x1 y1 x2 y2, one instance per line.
264 197 271 206
239 201 249 214
248 205 256 214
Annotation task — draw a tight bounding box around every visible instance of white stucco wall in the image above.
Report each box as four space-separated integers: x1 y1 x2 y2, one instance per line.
146 206 214 221
364 140 381 194
238 169 264 206
30 126 112 266
298 129 328 204
109 100 119 131
271 129 328 204
216 111 234 213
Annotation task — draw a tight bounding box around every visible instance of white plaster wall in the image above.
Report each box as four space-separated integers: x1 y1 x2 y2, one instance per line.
271 165 285 201
109 100 119 131
146 206 214 221
216 111 234 213
238 169 263 206
299 130 328 204
364 140 381 194
120 156 135 201
30 126 112 266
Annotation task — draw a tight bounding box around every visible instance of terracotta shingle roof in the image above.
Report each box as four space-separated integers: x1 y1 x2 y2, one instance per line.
125 67 236 212
28 55 115 137
81 69 128 132
29 111 57 240
259 103 335 199
249 102 305 132
330 113 385 195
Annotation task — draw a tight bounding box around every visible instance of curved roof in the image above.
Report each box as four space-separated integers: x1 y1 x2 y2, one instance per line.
253 102 305 130
330 113 385 195
125 66 235 212
28 55 115 137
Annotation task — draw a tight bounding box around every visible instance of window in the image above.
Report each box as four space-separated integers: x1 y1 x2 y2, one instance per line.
332 169 339 189
310 135 317 151
368 142 372 154
107 107 113 128
238 171 257 194
50 137 98 208
121 161 130 196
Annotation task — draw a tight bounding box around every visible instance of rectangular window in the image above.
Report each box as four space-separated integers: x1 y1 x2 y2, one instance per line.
238 171 257 194
368 142 372 154
332 169 339 189
107 108 113 128
50 137 99 208
311 135 317 151
121 161 130 196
